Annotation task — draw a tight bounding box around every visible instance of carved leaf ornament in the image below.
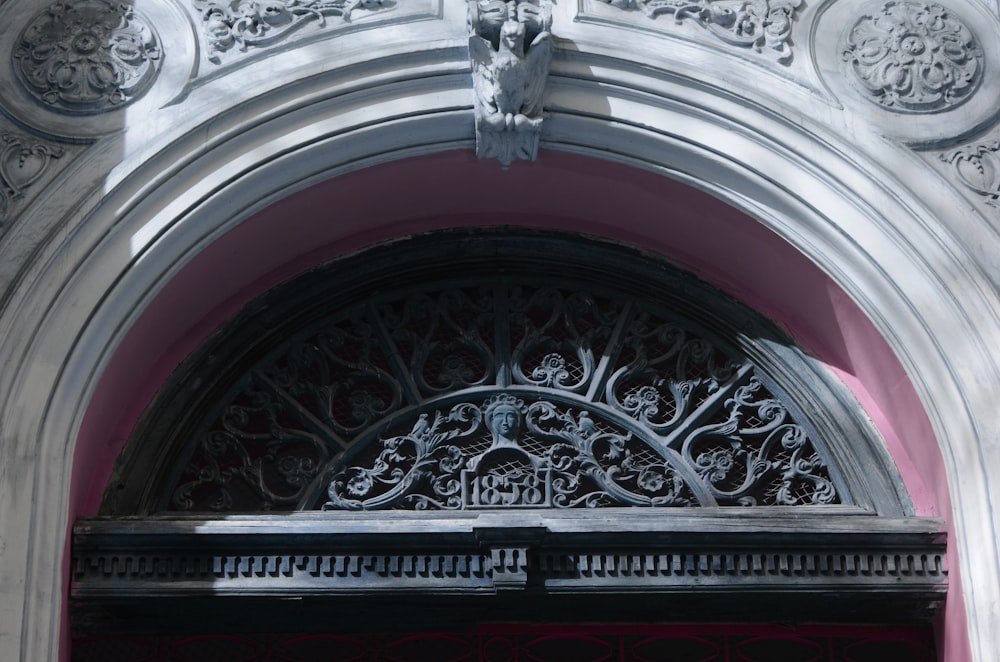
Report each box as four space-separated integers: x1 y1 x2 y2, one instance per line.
942 138 1000 209
197 0 391 62
164 269 847 513
602 0 802 63
0 133 64 225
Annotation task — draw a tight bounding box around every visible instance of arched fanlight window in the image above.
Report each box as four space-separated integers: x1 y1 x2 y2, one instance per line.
74 232 944 635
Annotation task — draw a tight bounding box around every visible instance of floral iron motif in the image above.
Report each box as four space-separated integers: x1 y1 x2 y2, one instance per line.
682 375 837 506
169 280 840 512
13 0 162 113
196 0 391 62
840 1 983 112
324 394 696 509
601 0 801 64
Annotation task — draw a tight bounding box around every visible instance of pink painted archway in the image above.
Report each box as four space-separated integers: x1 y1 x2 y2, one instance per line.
70 151 962 657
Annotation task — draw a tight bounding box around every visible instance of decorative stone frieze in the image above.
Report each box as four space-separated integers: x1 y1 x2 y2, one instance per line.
196 0 393 63
12 0 162 113
941 137 1000 210
72 542 946 591
0 132 65 227
469 0 553 168
71 514 947 622
598 0 801 63
840 1 983 113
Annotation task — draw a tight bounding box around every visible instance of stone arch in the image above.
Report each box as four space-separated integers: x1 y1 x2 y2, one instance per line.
0 2 996 658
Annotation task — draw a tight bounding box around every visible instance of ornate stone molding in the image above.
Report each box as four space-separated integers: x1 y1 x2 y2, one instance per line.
469 0 553 168
840 1 983 113
12 0 162 113
196 0 395 63
72 541 946 592
941 137 1000 210
0 132 65 227
71 515 946 626
598 0 801 63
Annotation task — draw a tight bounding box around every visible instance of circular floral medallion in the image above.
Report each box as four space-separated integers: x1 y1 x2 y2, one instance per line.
841 1 983 112
13 0 162 114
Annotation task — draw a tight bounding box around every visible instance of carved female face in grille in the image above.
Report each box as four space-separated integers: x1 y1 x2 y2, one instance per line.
487 403 522 444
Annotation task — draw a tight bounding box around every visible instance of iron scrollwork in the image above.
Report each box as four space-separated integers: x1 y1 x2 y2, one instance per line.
682 376 837 506
324 393 695 510
168 277 842 512
509 288 622 393
607 314 740 434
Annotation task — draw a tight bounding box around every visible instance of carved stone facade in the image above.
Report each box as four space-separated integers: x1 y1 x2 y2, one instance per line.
0 0 999 658
840 1 983 112
12 0 161 113
324 377 837 511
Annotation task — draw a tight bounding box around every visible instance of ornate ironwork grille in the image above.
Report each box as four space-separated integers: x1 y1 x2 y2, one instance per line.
172 278 844 513
77 233 943 638
97 232 911 516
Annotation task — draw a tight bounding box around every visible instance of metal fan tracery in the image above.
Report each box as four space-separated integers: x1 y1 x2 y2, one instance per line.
168 279 842 513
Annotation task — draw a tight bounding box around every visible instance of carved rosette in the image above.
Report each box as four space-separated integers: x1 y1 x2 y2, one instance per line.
840 1 982 112
0 133 64 225
941 138 1000 209
604 0 802 63
12 0 162 113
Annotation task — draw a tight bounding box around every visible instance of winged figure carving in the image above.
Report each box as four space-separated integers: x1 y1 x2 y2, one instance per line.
469 0 553 168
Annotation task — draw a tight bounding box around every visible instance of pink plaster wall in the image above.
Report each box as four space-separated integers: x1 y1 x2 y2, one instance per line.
67 150 964 658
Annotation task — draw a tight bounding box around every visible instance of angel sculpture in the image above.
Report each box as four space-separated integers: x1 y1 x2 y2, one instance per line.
469 1 553 168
